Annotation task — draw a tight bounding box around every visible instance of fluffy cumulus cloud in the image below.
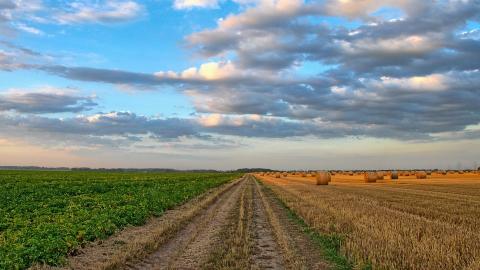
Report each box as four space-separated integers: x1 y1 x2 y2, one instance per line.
1 0 480 151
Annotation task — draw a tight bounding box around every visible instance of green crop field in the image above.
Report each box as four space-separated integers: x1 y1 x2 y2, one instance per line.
0 170 240 269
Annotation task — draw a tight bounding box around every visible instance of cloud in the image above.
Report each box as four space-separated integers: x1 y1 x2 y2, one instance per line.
0 0 44 34
156 61 238 80
0 87 97 114
55 0 144 24
25 59 480 140
0 0 143 33
186 0 480 74
0 111 323 151
0 0 16 10
13 22 44 35
369 74 448 92
174 0 220 9
2 0 480 145
0 111 200 149
323 0 417 19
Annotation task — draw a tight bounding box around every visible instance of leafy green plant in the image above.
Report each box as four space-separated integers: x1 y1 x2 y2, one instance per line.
0 170 240 269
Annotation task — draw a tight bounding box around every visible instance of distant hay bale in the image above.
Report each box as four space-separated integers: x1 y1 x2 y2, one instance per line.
416 171 427 179
427 171 432 175
316 171 331 185
275 173 281 178
376 171 384 180
391 171 399 179
364 172 377 183
300 172 306 177
282 172 288 177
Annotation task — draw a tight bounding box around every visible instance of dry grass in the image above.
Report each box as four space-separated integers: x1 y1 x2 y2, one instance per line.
255 173 480 269
203 178 254 269
253 180 308 269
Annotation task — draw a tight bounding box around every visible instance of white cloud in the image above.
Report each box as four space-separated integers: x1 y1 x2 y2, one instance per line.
331 86 347 95
14 23 43 35
173 0 220 9
156 61 238 80
55 0 144 24
339 35 442 56
374 74 448 91
324 0 416 19
173 0 269 9
197 113 263 127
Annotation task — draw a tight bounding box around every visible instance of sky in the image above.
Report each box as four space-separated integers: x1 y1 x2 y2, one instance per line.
0 0 479 170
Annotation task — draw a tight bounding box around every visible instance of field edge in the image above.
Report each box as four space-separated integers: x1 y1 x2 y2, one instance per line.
254 176 368 270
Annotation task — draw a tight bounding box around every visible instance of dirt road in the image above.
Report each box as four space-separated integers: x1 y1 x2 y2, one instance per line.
60 175 329 270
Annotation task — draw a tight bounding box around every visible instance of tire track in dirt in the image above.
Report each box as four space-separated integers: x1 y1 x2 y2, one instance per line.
250 177 286 269
123 176 248 270
204 175 330 270
253 176 331 270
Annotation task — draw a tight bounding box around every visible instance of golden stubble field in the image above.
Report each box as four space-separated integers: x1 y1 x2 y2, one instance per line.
255 172 480 270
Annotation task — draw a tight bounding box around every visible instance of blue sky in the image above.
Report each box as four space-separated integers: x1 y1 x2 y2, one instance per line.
0 0 479 170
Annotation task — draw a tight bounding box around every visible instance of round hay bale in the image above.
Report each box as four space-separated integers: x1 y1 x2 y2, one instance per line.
300 172 306 177
376 171 384 180
416 171 427 179
316 171 331 185
391 171 399 179
275 173 281 178
364 172 377 183
282 173 288 177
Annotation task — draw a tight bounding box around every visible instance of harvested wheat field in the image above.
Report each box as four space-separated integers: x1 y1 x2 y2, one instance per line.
255 172 480 270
